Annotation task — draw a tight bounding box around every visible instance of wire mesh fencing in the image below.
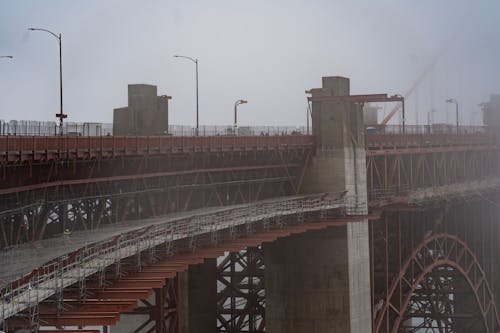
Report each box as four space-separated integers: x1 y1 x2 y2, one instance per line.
0 120 308 137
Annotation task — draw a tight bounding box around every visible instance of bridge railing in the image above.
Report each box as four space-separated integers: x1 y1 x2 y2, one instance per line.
0 192 361 322
0 120 308 137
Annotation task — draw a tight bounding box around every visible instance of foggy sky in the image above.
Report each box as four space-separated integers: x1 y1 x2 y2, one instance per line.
0 0 499 127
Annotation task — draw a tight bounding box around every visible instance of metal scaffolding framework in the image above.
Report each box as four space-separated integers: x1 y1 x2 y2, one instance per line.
0 192 359 331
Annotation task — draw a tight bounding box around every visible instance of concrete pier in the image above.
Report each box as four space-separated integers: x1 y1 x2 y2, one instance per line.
178 259 218 333
264 76 371 332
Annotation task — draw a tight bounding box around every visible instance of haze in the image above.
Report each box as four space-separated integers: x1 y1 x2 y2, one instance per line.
0 0 499 127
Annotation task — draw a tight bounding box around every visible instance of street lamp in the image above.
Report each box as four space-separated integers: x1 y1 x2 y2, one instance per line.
173 54 199 136
445 98 459 132
234 99 248 134
0 56 13 59
28 27 66 135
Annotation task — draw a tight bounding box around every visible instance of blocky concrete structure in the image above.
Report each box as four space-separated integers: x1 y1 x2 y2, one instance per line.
264 76 371 333
113 84 171 136
483 94 500 128
304 76 368 209
363 104 380 126
178 259 217 333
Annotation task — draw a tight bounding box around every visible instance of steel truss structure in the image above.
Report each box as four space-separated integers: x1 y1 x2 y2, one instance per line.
217 247 265 333
0 136 313 249
371 198 500 332
366 145 500 196
113 275 180 333
3 132 500 332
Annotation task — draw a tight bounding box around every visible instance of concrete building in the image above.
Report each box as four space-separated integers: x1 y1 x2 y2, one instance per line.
113 84 171 136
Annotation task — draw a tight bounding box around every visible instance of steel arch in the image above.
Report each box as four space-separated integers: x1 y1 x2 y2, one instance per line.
374 233 500 333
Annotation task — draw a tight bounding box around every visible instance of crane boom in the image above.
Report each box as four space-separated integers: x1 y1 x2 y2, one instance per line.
380 27 461 125
381 56 440 125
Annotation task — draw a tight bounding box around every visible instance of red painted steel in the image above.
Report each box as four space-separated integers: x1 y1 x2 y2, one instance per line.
15 216 365 331
2 132 500 332
371 199 500 332
0 135 315 163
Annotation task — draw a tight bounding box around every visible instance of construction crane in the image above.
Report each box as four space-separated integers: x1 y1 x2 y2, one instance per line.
380 28 460 125
380 57 440 125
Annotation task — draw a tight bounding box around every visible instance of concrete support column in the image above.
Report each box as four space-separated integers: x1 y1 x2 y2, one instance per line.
264 225 370 333
263 76 371 332
178 258 217 333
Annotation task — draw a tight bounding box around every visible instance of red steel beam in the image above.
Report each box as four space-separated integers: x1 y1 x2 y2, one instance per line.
0 135 315 163
0 163 300 195
36 214 374 328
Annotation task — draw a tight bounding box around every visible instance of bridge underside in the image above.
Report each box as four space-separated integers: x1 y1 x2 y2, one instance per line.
372 196 500 333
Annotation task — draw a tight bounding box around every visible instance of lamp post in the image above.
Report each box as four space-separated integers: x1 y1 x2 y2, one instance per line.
174 55 199 136
0 56 13 59
234 99 248 134
29 28 66 135
446 98 459 133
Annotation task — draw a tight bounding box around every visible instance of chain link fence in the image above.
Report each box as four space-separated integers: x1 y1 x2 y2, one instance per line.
0 120 308 137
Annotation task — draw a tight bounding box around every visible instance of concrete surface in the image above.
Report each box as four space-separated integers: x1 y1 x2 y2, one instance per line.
113 84 170 136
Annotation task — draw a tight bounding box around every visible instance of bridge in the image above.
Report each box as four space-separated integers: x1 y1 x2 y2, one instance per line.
1 76 499 333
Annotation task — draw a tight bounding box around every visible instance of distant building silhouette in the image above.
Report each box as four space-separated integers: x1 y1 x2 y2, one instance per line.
113 84 171 136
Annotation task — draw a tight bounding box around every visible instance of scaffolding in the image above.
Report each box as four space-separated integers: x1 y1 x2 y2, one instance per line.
0 192 362 325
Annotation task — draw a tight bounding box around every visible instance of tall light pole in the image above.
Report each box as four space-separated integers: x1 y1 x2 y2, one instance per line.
234 99 248 134
29 27 66 135
174 55 199 136
446 98 459 133
0 56 13 59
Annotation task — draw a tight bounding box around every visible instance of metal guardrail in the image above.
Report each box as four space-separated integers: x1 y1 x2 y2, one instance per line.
1 121 487 137
0 192 365 322
0 120 308 137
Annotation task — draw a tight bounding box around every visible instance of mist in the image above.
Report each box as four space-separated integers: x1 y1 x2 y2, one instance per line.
0 0 499 127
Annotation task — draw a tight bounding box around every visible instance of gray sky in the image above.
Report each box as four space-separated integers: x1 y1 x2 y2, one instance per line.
0 0 499 126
